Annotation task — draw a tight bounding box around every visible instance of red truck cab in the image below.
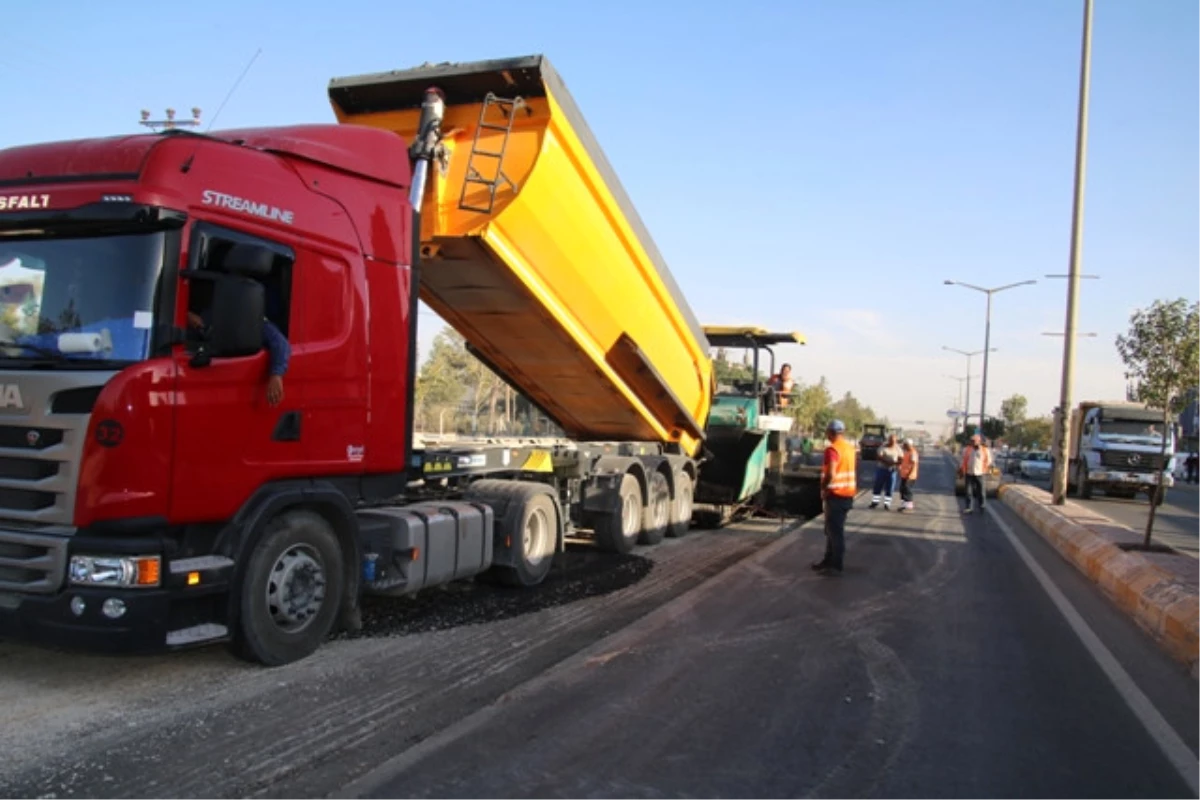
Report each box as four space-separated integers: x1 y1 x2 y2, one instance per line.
0 125 418 662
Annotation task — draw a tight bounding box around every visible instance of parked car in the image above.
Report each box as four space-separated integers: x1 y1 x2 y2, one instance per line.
1004 450 1027 475
1021 451 1053 481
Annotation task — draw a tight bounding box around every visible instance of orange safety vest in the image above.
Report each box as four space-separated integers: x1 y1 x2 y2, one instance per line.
823 437 858 497
900 449 920 481
960 445 991 474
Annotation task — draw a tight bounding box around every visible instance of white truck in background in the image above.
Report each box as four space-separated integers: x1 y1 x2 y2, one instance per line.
1058 401 1177 504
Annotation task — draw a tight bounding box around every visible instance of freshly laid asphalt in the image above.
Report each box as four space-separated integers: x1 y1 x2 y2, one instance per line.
2 455 1196 799
344 455 1199 799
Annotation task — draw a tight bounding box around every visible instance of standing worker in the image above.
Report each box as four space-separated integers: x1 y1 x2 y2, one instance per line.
813 419 857 576
959 433 992 514
869 434 903 510
898 438 920 512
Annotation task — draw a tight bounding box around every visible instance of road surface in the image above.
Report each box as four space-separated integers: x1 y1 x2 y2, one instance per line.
1015 474 1199 558
0 456 1196 798
0 515 795 799
340 455 1199 799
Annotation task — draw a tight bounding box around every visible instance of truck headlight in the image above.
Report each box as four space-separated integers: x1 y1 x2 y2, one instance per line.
68 555 161 588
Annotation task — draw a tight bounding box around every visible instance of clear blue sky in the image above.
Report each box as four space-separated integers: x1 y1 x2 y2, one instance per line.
4 0 1196 431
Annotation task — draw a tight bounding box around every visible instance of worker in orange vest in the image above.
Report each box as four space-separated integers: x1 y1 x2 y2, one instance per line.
898 438 920 512
813 418 857 576
959 433 992 514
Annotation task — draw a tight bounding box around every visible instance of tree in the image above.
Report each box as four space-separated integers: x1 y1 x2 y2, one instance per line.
414 329 471 434
1115 298 1200 549
1000 394 1028 429
712 348 757 387
981 417 1006 442
1011 416 1052 450
789 376 833 433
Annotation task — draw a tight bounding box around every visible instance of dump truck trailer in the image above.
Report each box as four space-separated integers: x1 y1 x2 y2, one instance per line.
0 55 799 666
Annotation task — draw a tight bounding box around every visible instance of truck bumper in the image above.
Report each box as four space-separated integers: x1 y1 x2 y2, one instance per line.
1092 471 1174 488
0 529 236 656
0 587 175 654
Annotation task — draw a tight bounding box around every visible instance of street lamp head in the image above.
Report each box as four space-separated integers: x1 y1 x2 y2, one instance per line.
943 280 955 286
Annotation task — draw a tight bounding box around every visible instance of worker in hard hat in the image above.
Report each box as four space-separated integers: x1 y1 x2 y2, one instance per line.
813 418 857 576
898 438 920 512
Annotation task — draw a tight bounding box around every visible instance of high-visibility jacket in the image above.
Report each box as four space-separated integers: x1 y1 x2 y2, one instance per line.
823 437 857 498
900 449 920 481
960 444 992 475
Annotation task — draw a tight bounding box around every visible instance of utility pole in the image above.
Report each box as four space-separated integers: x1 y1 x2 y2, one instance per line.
1051 0 1095 506
139 107 202 132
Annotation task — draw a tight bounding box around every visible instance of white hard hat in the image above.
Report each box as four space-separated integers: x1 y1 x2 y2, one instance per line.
905 438 914 446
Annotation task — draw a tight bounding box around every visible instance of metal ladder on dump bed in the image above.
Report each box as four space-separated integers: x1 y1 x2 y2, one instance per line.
458 92 526 214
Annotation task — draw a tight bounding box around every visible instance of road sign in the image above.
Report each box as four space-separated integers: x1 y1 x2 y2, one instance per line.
946 410 966 419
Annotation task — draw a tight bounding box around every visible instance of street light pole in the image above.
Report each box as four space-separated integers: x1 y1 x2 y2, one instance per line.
945 279 1037 439
1052 0 1095 506
945 374 979 439
943 346 992 434
983 291 993 438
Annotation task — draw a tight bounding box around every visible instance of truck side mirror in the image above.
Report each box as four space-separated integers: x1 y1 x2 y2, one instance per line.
191 276 263 367
220 242 275 278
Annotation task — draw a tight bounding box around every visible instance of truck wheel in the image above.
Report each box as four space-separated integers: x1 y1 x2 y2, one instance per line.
495 491 557 587
667 471 694 538
234 510 344 667
594 473 643 554
638 471 670 546
1079 468 1093 500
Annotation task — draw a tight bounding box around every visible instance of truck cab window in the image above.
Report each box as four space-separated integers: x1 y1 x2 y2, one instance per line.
186 227 294 352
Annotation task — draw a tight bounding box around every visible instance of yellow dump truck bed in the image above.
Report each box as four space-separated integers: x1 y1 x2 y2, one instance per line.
328 55 712 457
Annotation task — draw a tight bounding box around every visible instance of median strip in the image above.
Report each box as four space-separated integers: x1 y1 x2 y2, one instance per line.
998 483 1198 677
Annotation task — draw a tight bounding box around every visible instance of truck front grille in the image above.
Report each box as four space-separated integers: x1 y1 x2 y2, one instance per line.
0 370 115 532
1100 450 1167 472
0 529 68 593
0 423 72 524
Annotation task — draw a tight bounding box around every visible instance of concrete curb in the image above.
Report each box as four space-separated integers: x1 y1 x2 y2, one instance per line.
998 483 1199 677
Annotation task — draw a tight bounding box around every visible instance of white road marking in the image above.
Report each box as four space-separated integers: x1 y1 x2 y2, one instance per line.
986 504 1200 795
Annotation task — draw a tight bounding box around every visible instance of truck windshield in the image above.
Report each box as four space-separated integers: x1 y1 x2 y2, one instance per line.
0 232 165 366
1099 419 1168 442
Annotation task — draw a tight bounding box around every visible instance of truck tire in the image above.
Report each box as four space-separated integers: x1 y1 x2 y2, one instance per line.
667 471 694 538
1079 467 1093 500
234 509 344 667
495 490 557 587
638 470 671 546
594 473 643 554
